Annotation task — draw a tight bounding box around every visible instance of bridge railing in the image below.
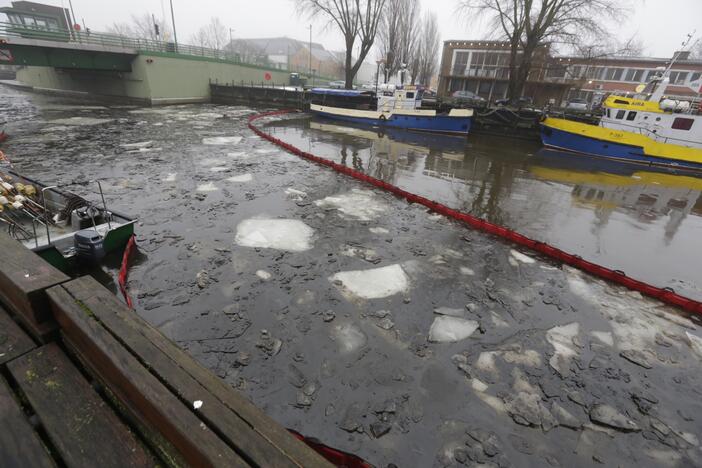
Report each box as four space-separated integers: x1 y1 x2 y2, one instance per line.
0 22 243 61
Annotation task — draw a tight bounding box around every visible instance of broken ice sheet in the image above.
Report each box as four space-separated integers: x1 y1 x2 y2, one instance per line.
196 182 218 192
546 322 580 375
510 249 535 264
428 316 479 343
329 264 409 299
226 174 253 183
235 218 314 252
314 189 387 220
202 136 243 145
332 323 367 353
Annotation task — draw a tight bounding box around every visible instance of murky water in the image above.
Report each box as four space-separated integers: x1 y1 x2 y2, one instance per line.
2 86 702 467
266 118 702 302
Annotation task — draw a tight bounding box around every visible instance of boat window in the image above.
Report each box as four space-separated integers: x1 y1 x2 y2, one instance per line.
406 92 414 99
615 110 626 120
626 111 637 121
614 99 629 105
672 117 694 131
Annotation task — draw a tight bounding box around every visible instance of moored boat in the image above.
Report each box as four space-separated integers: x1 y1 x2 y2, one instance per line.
309 87 473 136
0 169 135 272
540 52 702 170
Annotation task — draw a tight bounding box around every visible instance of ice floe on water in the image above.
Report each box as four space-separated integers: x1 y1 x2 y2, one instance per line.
256 270 272 280
255 148 278 155
196 182 218 192
209 166 229 172
459 266 475 276
199 157 226 166
162 173 177 182
686 332 702 359
332 323 367 353
120 141 153 150
285 187 307 198
314 189 387 221
49 116 113 126
546 322 580 376
428 316 479 343
590 331 614 347
510 249 535 264
202 136 242 145
369 227 389 234
329 264 409 299
235 218 314 252
226 174 253 183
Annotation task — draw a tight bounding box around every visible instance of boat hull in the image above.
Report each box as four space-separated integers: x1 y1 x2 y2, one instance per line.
311 105 472 135
540 117 702 171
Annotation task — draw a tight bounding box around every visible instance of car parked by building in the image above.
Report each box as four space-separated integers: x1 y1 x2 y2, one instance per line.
449 90 487 107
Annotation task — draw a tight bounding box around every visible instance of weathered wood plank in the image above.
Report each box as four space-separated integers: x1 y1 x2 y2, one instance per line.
0 305 36 366
0 232 68 332
63 276 304 468
7 343 154 468
0 377 56 468
63 275 332 468
46 284 249 468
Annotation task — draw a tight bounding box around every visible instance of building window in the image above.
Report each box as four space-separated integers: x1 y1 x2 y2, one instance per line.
626 111 637 121
669 71 689 85
615 110 626 119
603 68 623 81
625 69 644 83
452 52 470 76
672 117 694 130
690 72 701 82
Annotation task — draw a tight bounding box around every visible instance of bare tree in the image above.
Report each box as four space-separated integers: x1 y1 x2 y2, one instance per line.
378 0 420 84
106 14 170 41
377 0 403 82
399 0 421 84
458 0 629 101
190 17 228 52
417 12 440 86
296 0 386 89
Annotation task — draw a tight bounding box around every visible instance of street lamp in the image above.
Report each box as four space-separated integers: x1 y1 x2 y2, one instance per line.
169 0 178 53
229 28 235 59
307 25 312 78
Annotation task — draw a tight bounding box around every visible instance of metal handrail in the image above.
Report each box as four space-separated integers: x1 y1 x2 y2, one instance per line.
0 21 286 69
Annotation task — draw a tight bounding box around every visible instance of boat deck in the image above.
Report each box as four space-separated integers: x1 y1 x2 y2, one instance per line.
0 231 331 468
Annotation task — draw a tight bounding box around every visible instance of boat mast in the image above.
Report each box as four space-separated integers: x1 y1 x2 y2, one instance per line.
650 32 697 102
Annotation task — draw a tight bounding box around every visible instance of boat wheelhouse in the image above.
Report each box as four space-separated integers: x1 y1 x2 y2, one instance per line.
309 87 473 136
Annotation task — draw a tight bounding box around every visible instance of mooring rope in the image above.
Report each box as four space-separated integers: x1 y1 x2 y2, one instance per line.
247 110 702 317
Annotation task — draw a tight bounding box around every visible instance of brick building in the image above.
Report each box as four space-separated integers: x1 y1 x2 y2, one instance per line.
438 40 702 106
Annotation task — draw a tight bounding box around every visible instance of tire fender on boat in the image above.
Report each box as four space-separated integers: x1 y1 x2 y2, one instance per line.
379 114 387 121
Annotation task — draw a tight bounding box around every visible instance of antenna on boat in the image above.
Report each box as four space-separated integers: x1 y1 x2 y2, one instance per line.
662 31 696 77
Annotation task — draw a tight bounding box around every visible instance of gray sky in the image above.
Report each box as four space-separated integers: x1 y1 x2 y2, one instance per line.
5 0 702 58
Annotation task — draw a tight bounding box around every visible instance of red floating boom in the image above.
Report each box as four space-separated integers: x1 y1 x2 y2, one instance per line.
248 110 702 317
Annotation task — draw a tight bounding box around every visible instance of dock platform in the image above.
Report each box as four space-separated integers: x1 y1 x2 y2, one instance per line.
0 232 331 467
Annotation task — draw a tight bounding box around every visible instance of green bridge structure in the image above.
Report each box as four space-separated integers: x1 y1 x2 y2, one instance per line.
0 23 321 104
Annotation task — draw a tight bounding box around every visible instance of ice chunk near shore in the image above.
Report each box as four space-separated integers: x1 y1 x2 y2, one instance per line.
196 182 218 192
209 166 229 172
459 267 475 276
428 316 479 343
202 136 242 145
369 227 389 234
332 323 367 353
330 264 409 299
510 249 535 264
590 331 614 347
120 141 153 149
285 188 307 198
256 270 272 280
226 174 253 182
315 189 387 220
162 173 177 182
546 322 580 375
685 332 702 359
235 218 314 252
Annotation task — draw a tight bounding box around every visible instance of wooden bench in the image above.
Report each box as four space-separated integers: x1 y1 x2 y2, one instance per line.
0 232 68 341
47 275 332 468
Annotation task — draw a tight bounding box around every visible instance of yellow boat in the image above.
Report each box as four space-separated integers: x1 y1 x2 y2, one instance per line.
541 67 702 171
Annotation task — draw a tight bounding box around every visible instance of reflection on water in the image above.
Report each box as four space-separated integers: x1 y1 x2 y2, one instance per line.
267 117 702 300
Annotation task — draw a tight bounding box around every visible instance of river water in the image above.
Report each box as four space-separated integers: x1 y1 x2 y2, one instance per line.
2 86 702 467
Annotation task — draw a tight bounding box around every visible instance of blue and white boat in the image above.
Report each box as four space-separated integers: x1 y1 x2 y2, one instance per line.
309 87 473 136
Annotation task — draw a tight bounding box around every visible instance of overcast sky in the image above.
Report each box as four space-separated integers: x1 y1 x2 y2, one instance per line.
5 0 701 58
